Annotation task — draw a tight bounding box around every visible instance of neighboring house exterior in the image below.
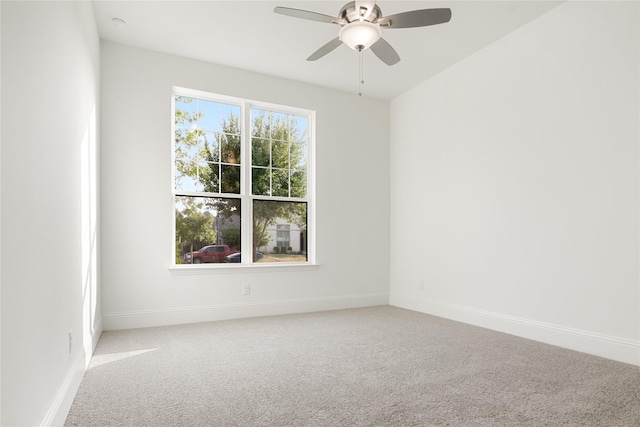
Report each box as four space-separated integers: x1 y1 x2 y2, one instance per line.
261 218 306 254
214 213 240 248
214 215 306 254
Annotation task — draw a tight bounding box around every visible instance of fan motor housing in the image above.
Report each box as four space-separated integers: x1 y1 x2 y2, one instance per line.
339 1 382 23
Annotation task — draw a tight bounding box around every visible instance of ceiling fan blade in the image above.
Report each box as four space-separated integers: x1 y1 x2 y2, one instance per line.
370 37 400 66
307 37 343 61
274 6 337 24
383 8 452 29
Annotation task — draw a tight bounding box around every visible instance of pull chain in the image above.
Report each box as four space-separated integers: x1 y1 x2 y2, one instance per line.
358 48 364 96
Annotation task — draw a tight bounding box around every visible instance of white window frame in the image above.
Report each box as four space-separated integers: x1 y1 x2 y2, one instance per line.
170 86 316 272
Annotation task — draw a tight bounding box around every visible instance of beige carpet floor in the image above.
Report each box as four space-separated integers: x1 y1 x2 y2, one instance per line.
65 306 640 426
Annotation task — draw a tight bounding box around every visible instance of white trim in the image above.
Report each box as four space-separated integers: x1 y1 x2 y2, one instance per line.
41 352 86 427
103 293 389 330
169 262 319 275
41 324 102 426
241 101 252 264
306 110 316 264
390 293 640 367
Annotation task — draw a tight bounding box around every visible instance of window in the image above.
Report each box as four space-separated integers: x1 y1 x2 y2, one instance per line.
172 88 313 266
276 224 290 248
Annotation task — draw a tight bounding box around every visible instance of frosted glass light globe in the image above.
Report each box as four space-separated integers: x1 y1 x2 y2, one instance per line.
339 21 382 51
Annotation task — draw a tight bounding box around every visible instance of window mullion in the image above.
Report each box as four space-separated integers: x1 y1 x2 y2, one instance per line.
241 102 252 264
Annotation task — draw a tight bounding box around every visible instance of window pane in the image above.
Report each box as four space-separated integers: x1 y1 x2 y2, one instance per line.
175 96 198 129
253 200 307 263
221 164 240 194
293 115 308 143
252 167 270 196
290 170 307 198
198 99 221 132
272 169 289 197
196 100 241 135
196 162 211 191
175 129 200 161
219 104 242 137
271 112 289 141
290 142 307 170
204 132 220 162
251 109 269 138
175 129 205 165
221 134 241 164
175 160 199 192
196 100 218 132
252 138 270 167
272 141 289 169
175 161 213 192
202 162 219 193
175 196 241 264
175 97 241 196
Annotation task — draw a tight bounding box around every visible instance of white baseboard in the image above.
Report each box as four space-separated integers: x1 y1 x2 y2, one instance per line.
103 293 389 331
41 352 85 427
390 293 640 367
42 325 103 427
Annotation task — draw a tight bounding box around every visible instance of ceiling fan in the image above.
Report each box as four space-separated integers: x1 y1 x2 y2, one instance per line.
274 1 452 66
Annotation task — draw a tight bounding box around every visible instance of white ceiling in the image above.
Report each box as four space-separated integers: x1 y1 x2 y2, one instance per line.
92 1 563 100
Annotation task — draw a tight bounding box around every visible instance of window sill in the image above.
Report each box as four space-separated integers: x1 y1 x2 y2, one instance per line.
168 263 320 275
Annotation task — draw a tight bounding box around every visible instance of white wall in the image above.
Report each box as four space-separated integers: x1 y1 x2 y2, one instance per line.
100 42 389 330
1 1 101 425
0 2 3 422
390 1 640 366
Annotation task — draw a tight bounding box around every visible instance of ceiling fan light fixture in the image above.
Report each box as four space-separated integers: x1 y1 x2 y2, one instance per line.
339 21 381 51
274 2 452 65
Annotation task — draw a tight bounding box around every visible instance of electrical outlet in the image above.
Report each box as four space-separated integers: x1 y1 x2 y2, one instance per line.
68 330 73 353
243 284 251 296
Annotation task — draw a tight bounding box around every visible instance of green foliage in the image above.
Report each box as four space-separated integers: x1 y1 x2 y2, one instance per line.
175 197 216 260
219 228 240 250
202 113 241 195
250 111 307 198
174 97 205 191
